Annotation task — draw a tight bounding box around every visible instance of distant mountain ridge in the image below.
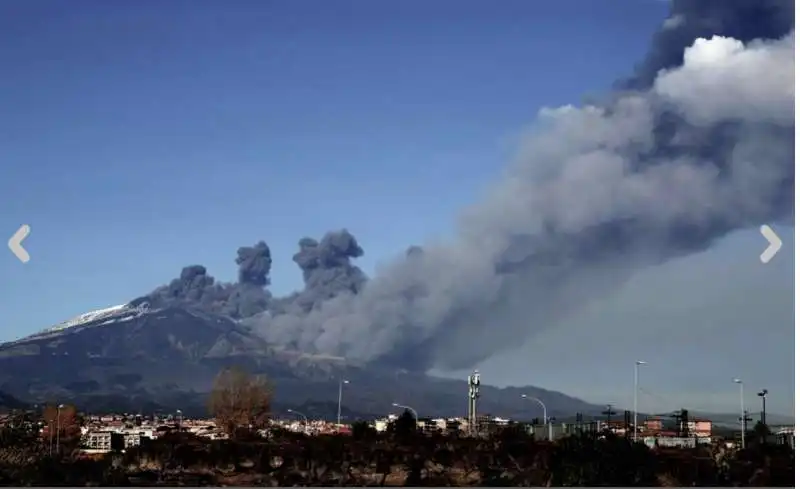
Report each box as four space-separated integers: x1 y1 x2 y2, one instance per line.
0 303 604 420
0 390 28 411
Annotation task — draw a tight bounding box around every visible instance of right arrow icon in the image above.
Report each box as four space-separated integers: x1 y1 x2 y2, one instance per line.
759 225 782 264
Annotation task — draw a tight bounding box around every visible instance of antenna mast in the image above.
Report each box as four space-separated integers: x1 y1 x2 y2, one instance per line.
467 370 481 435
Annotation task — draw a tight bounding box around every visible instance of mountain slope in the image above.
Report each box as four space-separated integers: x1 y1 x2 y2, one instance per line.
0 304 602 419
0 390 28 411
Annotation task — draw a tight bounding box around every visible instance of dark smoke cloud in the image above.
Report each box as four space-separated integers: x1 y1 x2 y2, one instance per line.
136 243 273 320
405 246 424 258
134 0 794 374
620 0 794 90
270 230 368 315
294 230 366 297
138 231 367 323
245 0 794 370
236 241 272 287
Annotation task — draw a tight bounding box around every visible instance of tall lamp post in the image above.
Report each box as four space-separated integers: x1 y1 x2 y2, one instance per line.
733 378 745 448
176 409 183 432
757 389 768 425
392 402 419 425
337 379 350 426
47 406 54 456
521 394 551 441
55 404 65 455
633 360 647 443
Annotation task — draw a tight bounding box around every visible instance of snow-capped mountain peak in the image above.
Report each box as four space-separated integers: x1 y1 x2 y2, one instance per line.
8 302 153 345
45 304 132 332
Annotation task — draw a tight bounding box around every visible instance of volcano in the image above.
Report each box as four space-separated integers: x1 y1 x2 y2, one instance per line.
0 302 601 419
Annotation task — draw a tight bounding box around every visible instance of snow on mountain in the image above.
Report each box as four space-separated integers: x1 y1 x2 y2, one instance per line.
46 304 131 332
11 302 152 344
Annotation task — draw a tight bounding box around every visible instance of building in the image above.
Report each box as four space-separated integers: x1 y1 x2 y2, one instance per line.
642 436 701 449
686 418 712 438
643 415 712 439
774 426 795 449
645 417 664 431
83 426 155 453
84 431 113 451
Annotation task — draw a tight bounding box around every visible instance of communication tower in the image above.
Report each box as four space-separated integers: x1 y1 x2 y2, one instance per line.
467 370 481 435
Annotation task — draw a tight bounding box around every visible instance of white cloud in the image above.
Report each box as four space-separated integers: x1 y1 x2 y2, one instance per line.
654 33 794 125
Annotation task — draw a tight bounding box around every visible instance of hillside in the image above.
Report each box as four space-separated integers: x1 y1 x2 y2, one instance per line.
0 303 602 419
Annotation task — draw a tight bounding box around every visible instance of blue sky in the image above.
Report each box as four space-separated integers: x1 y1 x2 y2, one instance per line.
0 1 793 414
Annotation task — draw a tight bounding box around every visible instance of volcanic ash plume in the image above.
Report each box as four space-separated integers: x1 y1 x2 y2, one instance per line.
249 9 794 370
268 230 368 317
137 242 273 320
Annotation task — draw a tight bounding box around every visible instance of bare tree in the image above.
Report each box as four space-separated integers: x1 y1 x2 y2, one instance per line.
41 404 82 455
208 366 272 438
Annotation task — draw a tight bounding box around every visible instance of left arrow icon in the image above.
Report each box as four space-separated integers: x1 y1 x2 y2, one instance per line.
8 225 31 263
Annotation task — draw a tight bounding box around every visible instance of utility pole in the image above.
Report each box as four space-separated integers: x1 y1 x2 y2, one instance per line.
602 404 616 431
757 389 768 425
670 409 689 438
739 410 753 444
623 410 631 439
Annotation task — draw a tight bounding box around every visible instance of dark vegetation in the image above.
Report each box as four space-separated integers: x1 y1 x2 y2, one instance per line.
0 369 793 486
0 413 793 486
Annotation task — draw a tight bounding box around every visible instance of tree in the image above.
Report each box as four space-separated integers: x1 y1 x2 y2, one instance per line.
0 410 41 448
41 404 82 454
207 366 272 438
350 420 376 441
388 410 418 444
750 421 772 446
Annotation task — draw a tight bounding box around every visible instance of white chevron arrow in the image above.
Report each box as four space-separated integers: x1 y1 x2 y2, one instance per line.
759 225 782 264
8 224 30 263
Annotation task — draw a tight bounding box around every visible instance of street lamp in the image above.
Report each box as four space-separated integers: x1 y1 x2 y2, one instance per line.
391 403 419 425
287 409 309 434
521 394 551 441
337 379 350 426
176 409 183 432
55 404 65 455
47 405 54 456
633 360 647 443
757 389 768 425
733 378 745 448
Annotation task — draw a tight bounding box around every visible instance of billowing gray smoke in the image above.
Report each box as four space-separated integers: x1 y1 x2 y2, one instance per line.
246 0 794 370
139 230 368 325
136 242 273 319
268 230 368 317
236 241 272 287
140 0 794 373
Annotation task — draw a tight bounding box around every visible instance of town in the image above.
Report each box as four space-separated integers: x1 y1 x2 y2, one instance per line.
3 405 793 456
0 366 794 485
